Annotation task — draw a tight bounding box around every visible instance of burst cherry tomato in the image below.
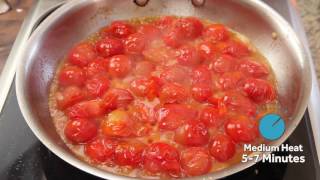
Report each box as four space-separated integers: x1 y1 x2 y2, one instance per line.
218 71 244 90
157 104 198 130
124 33 147 54
162 29 184 48
109 20 135 38
175 121 209 146
86 58 109 78
213 54 237 73
85 138 118 163
225 116 259 143
56 86 85 109
200 106 224 128
160 66 190 85
192 66 212 84
238 60 269 78
130 77 160 99
101 110 134 137
243 78 276 103
197 41 218 61
173 17 203 39
59 65 86 86
68 43 97 67
153 16 175 31
85 74 110 98
130 102 155 124
95 37 124 58
203 24 229 42
108 55 132 78
223 40 250 58
114 140 146 167
191 83 212 102
103 88 134 111
64 118 97 144
159 83 188 103
143 142 180 176
175 45 200 66
66 100 105 119
137 24 160 41
180 147 211 176
209 134 235 162
222 91 257 116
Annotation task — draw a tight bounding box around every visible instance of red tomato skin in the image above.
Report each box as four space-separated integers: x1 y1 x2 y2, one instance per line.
103 88 134 111
173 17 203 39
209 134 236 162
175 121 209 146
157 104 198 130
159 83 188 103
223 40 250 58
124 33 147 54
64 118 98 144
130 102 155 124
203 24 229 42
200 106 224 128
197 41 218 61
213 54 237 73
243 78 276 103
192 66 212 84
86 58 109 78
180 147 212 176
109 21 135 38
85 74 110 98
114 141 146 167
59 66 86 86
66 100 105 119
143 142 180 176
68 43 97 67
130 77 160 100
108 55 132 78
175 45 200 66
191 83 212 102
56 86 85 109
95 37 124 58
153 16 175 31
162 29 184 48
137 24 161 41
160 66 190 85
101 110 133 137
238 60 269 78
222 91 257 116
225 116 259 143
85 138 118 163
218 71 244 90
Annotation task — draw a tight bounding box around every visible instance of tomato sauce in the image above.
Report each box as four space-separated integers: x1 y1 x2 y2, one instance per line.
49 16 281 178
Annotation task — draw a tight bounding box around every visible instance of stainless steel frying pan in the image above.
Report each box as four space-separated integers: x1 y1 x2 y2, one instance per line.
15 0 311 179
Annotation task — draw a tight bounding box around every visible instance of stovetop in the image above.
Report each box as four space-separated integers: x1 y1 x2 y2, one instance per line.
0 0 319 180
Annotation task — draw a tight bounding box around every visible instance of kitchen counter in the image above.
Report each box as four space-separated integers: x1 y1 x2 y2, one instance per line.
0 0 319 82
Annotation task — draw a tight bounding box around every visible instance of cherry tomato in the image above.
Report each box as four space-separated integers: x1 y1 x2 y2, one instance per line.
85 138 118 163
218 71 244 90
103 88 134 111
130 77 160 99
160 66 190 85
222 91 257 116
175 45 200 66
134 61 155 76
114 140 146 167
143 44 176 63
68 43 97 67
56 86 85 109
192 66 212 84
153 16 175 31
124 33 147 54
85 74 110 98
180 147 211 176
213 54 237 73
209 134 235 162
157 104 198 130
159 83 188 103
243 78 276 103
238 60 269 78
162 29 184 48
173 17 203 39
130 102 155 124
101 110 134 137
200 106 224 128
66 100 105 119
59 65 86 86
143 142 180 176
197 41 218 61
109 20 135 38
137 24 161 41
64 118 97 144
95 37 124 58
203 24 229 42
191 83 212 102
223 40 250 58
108 55 132 78
175 121 209 146
225 116 259 143
86 58 109 78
